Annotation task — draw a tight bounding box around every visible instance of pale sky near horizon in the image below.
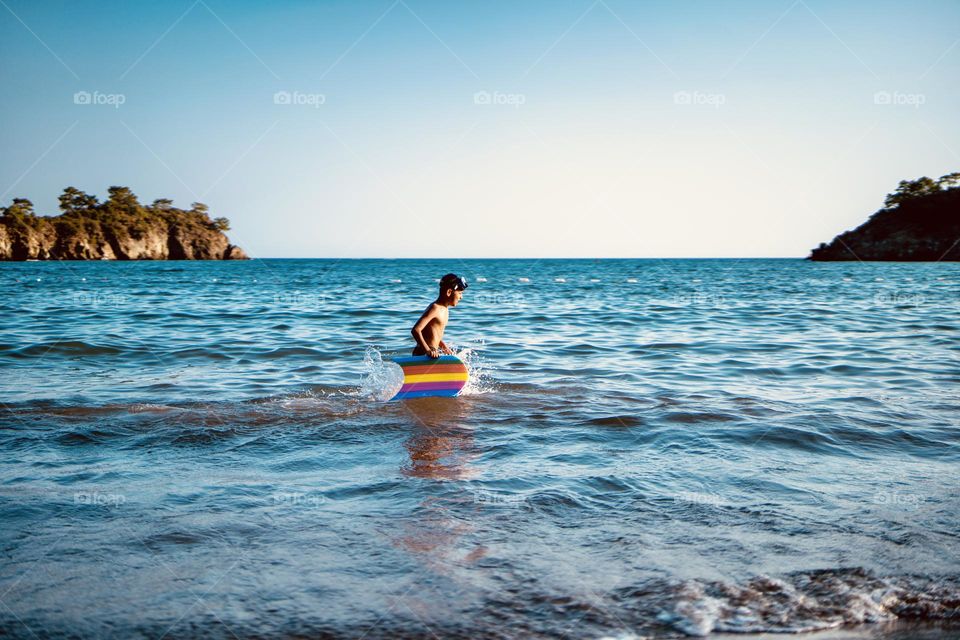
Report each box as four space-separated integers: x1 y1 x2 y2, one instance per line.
1 0 958 258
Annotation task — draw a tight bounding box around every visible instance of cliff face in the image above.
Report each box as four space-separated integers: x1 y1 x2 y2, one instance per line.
0 219 248 260
0 187 248 261
809 187 960 261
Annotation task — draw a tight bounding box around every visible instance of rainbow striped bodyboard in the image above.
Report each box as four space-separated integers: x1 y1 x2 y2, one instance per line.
390 355 468 400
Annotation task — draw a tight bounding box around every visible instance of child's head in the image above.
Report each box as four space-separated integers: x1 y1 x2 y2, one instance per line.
439 273 467 306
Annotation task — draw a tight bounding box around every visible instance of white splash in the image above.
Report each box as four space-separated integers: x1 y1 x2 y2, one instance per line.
359 346 404 401
454 340 495 396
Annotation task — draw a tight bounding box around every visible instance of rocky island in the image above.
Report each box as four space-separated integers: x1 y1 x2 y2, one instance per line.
809 173 960 261
0 186 248 260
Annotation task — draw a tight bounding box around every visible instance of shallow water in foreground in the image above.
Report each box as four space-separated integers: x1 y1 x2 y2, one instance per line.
1 258 959 639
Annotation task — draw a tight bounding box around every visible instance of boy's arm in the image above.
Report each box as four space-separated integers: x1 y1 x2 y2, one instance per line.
438 341 453 355
411 304 441 358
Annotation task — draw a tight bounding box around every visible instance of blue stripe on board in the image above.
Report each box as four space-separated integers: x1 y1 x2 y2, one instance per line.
390 388 461 400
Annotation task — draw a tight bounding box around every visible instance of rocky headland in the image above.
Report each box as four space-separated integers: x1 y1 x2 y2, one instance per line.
0 186 248 260
809 173 960 261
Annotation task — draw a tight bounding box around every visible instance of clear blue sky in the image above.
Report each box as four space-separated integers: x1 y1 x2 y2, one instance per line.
1 0 958 257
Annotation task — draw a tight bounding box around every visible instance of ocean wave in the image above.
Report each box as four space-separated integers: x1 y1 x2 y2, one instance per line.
10 340 124 357
656 568 960 636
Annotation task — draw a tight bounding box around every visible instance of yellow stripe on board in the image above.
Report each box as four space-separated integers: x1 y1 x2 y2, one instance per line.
403 372 469 384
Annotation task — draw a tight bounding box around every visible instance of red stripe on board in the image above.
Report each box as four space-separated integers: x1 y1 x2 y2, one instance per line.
400 364 467 375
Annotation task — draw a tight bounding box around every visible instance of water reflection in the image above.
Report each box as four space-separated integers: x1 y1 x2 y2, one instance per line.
394 400 487 582
399 397 479 481
402 425 477 481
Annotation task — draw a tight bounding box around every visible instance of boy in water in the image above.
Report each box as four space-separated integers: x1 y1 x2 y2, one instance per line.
411 273 467 358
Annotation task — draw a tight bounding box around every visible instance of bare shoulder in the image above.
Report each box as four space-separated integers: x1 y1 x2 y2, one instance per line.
425 302 449 322
420 302 442 318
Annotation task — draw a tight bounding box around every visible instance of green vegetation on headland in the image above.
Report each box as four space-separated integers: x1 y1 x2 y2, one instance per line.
0 186 248 260
809 173 960 261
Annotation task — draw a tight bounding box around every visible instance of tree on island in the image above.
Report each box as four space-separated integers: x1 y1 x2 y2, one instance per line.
0 199 40 249
1 198 36 219
1 186 232 231
883 172 960 209
104 186 141 213
58 187 99 214
938 172 960 189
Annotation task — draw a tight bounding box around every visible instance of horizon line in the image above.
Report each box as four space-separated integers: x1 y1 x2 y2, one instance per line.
236 256 810 261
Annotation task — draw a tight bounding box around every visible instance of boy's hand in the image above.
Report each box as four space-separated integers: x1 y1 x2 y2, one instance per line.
427 348 440 359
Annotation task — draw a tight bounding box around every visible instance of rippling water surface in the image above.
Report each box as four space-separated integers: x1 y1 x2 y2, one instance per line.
2 258 959 639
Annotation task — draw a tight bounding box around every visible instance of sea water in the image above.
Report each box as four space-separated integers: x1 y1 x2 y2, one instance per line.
1 258 959 639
